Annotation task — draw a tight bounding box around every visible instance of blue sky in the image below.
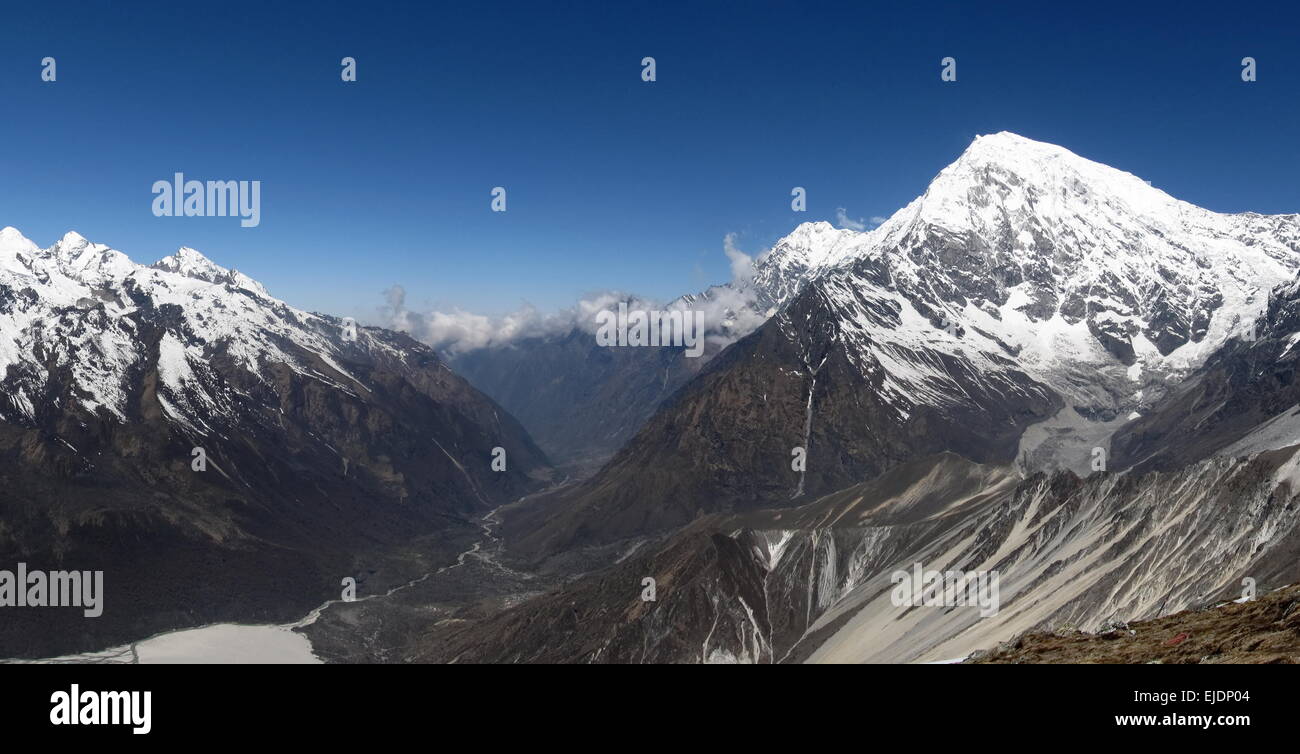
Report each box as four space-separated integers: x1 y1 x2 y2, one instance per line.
2 0 1298 322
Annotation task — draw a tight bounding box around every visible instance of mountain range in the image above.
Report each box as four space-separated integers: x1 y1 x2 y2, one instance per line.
477 133 1298 555
7 132 1300 663
411 133 1300 662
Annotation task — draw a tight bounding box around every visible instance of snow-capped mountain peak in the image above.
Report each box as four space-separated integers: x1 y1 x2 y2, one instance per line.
749 221 872 309
735 133 1300 473
153 246 225 278
150 245 268 296
911 131 1183 234
47 231 96 259
0 226 40 256
0 228 375 427
39 231 136 286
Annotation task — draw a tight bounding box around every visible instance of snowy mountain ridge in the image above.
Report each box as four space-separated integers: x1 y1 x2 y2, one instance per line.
0 227 377 428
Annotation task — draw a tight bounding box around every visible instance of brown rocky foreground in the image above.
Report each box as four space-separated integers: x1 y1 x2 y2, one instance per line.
967 583 1300 664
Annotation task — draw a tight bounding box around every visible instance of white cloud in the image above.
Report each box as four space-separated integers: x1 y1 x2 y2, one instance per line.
380 234 771 354
834 207 867 231
723 232 755 283
379 286 650 354
870 216 888 226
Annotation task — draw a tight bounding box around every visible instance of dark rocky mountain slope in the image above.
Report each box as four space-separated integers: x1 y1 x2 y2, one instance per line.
0 229 550 658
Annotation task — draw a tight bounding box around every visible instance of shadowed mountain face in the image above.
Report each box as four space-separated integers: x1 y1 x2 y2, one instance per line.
442 228 871 472
1113 272 1300 472
0 229 550 658
500 274 1060 561
446 327 710 471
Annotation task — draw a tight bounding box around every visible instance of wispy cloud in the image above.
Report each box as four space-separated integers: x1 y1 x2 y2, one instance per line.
834 207 867 231
380 234 769 354
379 285 641 353
723 232 755 283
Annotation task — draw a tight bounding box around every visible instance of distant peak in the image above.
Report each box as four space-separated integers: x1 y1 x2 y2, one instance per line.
152 245 231 280
156 246 219 266
48 231 100 262
149 246 269 297
176 246 215 263
0 226 40 255
756 220 866 278
1 226 35 242
788 220 840 236
771 221 855 256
